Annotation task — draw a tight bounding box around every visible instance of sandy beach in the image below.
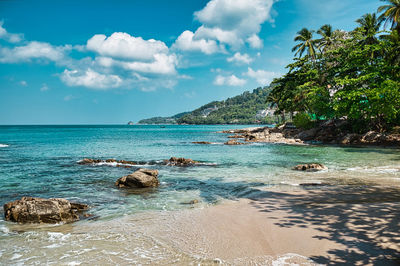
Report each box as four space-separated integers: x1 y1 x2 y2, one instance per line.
138 186 400 265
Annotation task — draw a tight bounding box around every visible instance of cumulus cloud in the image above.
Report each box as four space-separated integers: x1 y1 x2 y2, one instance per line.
227 52 253 64
61 68 123 90
214 74 246 86
247 34 263 48
0 22 23 43
245 67 281 85
173 0 273 53
172 30 219 54
0 41 70 63
19 80 27 86
87 32 169 61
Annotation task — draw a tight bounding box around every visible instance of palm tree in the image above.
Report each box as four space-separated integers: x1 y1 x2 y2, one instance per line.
317 24 334 52
378 0 400 34
355 13 382 45
292 28 317 60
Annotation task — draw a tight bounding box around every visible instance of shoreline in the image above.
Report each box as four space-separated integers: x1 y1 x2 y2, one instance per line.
219 123 400 147
2 185 399 265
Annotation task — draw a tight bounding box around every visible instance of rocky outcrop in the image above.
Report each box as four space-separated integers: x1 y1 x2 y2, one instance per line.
78 158 137 167
115 168 159 188
293 163 328 172
219 120 400 146
192 141 212 145
3 197 89 224
163 157 199 166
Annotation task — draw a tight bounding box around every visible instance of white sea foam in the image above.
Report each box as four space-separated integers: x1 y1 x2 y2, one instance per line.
347 166 400 173
0 144 9 148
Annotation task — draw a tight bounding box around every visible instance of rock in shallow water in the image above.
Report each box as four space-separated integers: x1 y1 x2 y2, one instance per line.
163 157 199 166
292 163 327 172
115 168 159 188
3 197 89 224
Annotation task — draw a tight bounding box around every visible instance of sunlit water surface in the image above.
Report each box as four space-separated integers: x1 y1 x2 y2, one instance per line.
0 125 399 264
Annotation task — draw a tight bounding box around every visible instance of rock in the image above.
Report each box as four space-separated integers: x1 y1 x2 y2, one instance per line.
3 197 89 224
78 158 100 164
361 131 384 143
228 135 245 138
164 157 199 166
115 168 159 188
293 163 327 172
341 133 360 144
296 128 319 141
181 199 199 205
299 182 330 187
78 158 136 166
127 121 134 125
192 141 212 145
224 140 247 145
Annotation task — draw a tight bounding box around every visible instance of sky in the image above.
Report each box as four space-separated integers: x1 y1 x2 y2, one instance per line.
0 0 382 124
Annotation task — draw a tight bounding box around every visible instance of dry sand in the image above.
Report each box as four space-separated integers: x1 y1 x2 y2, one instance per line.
141 186 400 265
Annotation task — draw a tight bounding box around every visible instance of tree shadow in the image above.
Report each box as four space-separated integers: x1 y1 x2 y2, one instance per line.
248 186 400 265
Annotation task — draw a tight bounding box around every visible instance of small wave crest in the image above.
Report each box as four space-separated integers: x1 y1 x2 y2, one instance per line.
0 144 9 148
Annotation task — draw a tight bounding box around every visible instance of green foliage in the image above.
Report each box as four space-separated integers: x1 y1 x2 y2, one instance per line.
293 112 315 130
268 6 400 133
177 87 279 125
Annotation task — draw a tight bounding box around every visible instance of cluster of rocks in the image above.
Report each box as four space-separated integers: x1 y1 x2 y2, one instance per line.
292 163 328 172
3 197 89 224
220 120 400 146
78 158 137 167
224 139 247 145
163 157 200 166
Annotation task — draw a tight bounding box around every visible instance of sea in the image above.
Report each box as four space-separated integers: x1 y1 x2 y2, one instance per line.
0 125 399 265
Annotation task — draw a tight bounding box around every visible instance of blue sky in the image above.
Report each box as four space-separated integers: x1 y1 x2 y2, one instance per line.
0 0 382 124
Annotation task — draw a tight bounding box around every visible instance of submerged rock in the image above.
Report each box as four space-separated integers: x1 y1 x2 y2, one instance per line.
224 139 247 145
163 157 199 166
293 163 327 172
115 168 159 188
192 141 212 145
3 197 89 224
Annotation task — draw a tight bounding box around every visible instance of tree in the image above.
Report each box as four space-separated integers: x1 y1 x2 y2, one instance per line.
317 24 334 52
291 28 318 60
378 0 400 34
355 13 382 45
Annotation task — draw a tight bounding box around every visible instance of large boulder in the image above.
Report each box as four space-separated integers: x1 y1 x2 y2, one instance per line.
293 163 328 172
115 168 159 188
3 197 89 224
163 157 199 166
296 128 319 141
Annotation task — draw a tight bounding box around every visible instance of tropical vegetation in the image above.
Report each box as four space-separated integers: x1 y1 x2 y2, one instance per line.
268 1 400 132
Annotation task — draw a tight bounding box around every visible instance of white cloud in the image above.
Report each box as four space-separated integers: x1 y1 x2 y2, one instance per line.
0 41 70 63
61 68 123 90
173 0 274 53
87 32 169 61
172 30 219 54
0 22 23 43
246 67 281 85
40 83 49 91
120 53 177 75
19 80 27 86
227 52 253 64
214 74 246 86
247 34 263 49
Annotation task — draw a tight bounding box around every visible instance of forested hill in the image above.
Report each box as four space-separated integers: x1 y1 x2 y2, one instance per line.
138 86 277 124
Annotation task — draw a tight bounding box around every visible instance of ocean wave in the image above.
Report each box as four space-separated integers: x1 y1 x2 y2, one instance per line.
347 166 400 173
0 144 9 148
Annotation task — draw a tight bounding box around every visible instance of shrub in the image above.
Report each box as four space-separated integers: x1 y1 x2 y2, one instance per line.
293 112 315 130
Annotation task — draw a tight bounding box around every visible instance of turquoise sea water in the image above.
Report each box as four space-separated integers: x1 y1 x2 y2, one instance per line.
0 125 400 264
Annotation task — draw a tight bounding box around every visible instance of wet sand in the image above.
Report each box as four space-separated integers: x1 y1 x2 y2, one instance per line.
142 186 400 265
2 186 400 265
